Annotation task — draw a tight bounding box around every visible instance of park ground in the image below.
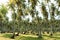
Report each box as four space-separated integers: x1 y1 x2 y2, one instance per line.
0 32 60 40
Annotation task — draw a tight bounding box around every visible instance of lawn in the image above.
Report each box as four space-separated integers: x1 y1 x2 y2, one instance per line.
15 33 60 40
1 32 60 40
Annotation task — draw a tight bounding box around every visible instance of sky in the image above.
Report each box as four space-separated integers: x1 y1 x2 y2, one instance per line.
0 0 60 21
0 0 8 4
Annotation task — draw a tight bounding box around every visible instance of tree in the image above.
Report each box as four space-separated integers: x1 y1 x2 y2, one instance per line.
9 0 27 38
0 5 8 33
8 0 60 38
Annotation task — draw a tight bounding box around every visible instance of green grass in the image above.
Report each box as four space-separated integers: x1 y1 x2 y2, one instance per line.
15 36 43 40
2 33 13 38
15 33 60 40
2 33 60 40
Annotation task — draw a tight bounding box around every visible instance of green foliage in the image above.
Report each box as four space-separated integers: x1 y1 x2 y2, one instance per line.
0 5 8 16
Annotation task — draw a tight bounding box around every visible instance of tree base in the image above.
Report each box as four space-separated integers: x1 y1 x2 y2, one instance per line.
47 32 49 34
15 33 19 36
38 35 42 38
50 33 53 36
10 34 15 39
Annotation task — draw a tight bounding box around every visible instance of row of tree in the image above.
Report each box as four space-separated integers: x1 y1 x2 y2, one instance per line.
0 0 60 39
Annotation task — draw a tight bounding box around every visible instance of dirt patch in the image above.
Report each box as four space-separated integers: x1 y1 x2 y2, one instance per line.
0 36 14 40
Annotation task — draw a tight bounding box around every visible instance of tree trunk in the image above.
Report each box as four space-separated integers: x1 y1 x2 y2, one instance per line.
38 31 42 38
11 32 15 39
16 32 19 36
50 26 53 36
38 25 42 38
11 21 15 39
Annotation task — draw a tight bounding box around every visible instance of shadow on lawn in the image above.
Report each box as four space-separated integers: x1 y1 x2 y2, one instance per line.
3 34 60 40
16 36 44 40
51 36 60 39
43 35 60 39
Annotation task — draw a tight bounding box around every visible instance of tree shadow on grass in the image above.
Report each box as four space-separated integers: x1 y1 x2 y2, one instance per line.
16 36 44 40
43 35 50 37
50 36 60 39
43 35 60 39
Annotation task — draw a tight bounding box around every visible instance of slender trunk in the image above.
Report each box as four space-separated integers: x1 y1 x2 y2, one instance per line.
38 30 42 38
50 25 53 36
11 21 15 39
11 32 15 39
11 27 16 39
38 24 42 38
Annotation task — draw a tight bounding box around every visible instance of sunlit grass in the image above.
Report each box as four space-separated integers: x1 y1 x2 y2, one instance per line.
2 33 13 38
1 32 60 40
15 36 43 40
15 33 60 40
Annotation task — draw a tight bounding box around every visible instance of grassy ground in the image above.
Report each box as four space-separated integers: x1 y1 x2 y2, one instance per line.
0 33 14 40
1 32 60 40
15 33 60 40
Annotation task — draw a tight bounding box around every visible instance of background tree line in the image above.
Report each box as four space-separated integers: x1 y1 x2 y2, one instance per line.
0 0 60 38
